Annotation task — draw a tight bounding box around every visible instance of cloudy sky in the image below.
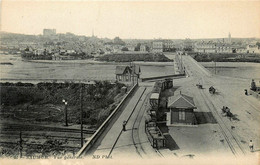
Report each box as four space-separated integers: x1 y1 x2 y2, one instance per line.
1 0 260 39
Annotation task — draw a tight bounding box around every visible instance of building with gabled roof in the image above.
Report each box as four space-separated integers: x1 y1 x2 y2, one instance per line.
115 65 141 83
166 92 197 126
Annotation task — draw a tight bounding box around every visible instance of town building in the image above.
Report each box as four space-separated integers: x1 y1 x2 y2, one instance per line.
164 40 175 51
194 42 233 53
152 40 176 52
43 29 56 36
115 65 141 83
140 45 146 52
194 41 248 54
166 92 197 126
247 44 260 54
152 41 164 53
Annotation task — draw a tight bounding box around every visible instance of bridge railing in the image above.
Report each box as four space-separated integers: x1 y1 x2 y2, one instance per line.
141 74 185 82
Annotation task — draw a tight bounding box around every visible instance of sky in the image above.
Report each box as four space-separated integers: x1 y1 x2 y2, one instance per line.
0 0 260 39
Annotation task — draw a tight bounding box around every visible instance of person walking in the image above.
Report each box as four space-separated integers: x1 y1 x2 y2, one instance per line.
122 121 126 131
249 140 254 152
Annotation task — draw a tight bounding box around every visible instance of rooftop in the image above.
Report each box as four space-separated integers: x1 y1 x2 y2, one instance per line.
150 93 159 100
168 93 196 109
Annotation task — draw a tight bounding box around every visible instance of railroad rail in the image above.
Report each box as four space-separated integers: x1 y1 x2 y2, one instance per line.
107 87 147 157
131 91 150 157
198 87 246 156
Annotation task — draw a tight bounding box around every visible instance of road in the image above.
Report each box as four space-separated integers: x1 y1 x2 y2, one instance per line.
163 54 260 158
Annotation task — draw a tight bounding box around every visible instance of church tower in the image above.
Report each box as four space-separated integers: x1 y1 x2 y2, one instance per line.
228 32 231 43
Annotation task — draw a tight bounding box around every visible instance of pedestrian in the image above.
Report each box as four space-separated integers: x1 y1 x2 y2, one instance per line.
122 121 126 131
245 89 248 96
249 140 254 152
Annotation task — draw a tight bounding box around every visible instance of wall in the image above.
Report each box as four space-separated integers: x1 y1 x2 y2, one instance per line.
141 74 185 82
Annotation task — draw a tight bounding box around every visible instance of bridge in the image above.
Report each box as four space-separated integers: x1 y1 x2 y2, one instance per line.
76 53 260 159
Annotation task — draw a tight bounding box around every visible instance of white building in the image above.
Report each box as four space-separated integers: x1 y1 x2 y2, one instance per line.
152 41 163 52
140 45 146 52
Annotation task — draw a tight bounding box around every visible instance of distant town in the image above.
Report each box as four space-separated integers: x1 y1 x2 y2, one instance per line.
0 29 259 62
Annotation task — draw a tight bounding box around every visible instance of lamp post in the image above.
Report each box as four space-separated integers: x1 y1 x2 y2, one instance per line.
137 67 141 85
212 60 216 74
62 99 68 126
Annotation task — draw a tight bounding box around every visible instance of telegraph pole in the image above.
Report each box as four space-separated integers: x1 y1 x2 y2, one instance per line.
132 62 135 86
19 131 22 158
180 54 183 74
215 61 217 75
80 83 84 147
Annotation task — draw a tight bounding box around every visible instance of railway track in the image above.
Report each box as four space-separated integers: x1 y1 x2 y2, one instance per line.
185 56 246 155
108 87 147 157
0 123 95 134
198 86 246 156
131 91 150 157
201 77 247 155
0 132 85 140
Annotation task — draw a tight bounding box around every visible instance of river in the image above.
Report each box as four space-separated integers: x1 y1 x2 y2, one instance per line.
0 54 175 82
200 62 260 80
1 54 259 82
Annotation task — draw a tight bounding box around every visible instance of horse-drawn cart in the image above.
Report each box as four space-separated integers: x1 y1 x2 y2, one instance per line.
196 84 203 89
209 86 216 94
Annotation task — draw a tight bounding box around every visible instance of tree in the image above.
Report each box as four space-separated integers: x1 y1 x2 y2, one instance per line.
256 42 260 48
113 37 125 45
145 45 150 52
134 43 141 51
121 47 129 51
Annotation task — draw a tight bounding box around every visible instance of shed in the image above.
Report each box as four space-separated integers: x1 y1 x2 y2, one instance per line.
166 93 197 126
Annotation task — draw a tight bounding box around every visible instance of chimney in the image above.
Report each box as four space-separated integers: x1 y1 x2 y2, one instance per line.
180 91 182 95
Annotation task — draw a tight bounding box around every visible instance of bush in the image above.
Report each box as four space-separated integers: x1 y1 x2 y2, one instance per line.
0 81 122 126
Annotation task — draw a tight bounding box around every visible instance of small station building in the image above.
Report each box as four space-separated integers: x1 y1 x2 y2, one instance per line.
166 92 197 126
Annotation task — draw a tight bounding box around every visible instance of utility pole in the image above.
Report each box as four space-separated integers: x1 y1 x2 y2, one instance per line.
132 62 135 86
80 83 84 147
19 131 22 158
180 54 183 74
215 61 217 75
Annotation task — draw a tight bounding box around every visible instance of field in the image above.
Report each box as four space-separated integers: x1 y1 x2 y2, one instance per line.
0 81 126 158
